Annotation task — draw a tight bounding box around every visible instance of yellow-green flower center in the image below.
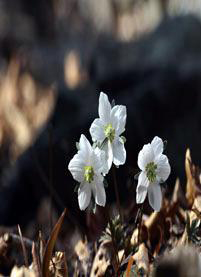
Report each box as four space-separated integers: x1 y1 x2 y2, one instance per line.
145 162 157 183
84 166 94 183
104 123 115 142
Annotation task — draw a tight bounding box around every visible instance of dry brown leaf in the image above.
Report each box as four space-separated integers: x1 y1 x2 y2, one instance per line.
38 231 45 267
125 256 134 277
177 226 188 246
177 210 194 246
130 223 148 247
153 225 163 257
185 149 196 207
172 178 181 204
130 228 139 246
192 195 201 214
180 195 201 246
10 266 35 277
74 238 90 275
90 240 113 277
49 251 68 277
133 243 149 275
31 242 41 277
42 209 66 277
144 211 163 242
18 225 29 268
171 178 186 207
179 195 201 244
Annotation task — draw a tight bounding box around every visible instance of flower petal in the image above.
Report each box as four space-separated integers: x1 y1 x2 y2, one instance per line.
112 138 126 166
98 92 111 123
102 140 113 173
89 118 105 142
79 134 92 160
155 154 171 182
136 172 149 203
78 182 91 210
93 147 108 175
68 152 85 182
151 136 164 157
92 177 106 207
148 183 162 211
110 105 126 136
138 143 154 170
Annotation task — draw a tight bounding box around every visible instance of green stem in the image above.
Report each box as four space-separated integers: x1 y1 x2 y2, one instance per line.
112 166 123 224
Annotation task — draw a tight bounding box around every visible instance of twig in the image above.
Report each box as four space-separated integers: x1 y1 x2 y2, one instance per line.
32 242 42 277
18 225 29 267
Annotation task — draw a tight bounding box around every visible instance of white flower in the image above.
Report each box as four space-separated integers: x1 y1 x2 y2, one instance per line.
89 92 126 172
136 136 171 211
68 134 106 210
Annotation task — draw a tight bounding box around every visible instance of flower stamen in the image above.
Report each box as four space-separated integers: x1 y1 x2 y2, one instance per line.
145 162 157 182
84 166 94 183
104 123 115 142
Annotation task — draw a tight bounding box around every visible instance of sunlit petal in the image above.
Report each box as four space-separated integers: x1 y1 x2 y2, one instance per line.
151 136 163 157
89 118 105 142
112 138 126 166
148 183 162 211
78 183 91 210
138 144 154 170
98 92 111 123
68 152 85 182
155 154 171 182
136 172 149 203
110 105 126 135
92 177 106 207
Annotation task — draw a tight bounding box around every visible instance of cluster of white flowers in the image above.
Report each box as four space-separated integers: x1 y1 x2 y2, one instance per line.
68 91 171 212
90 92 126 172
68 92 127 210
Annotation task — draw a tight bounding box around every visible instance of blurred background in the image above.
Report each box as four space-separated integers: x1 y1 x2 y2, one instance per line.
0 0 201 250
